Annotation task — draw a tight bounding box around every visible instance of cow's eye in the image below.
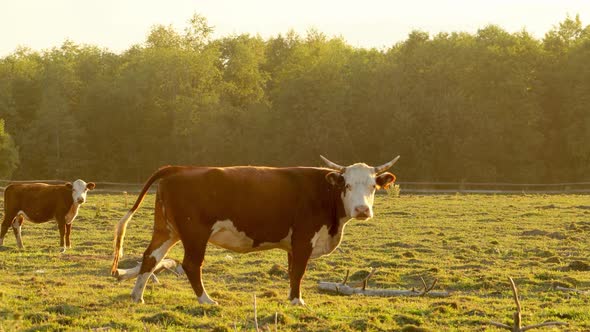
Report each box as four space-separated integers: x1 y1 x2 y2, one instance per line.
345 184 351 190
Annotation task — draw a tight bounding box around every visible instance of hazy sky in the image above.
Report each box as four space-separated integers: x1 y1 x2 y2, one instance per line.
1 0 589 56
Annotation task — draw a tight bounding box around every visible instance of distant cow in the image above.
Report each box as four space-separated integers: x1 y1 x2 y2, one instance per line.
0 180 95 252
111 156 398 305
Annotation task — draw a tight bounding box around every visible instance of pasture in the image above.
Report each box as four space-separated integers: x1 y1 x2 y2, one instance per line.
0 193 589 331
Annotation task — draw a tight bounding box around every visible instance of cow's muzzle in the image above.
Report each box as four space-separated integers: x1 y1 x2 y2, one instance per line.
353 205 372 220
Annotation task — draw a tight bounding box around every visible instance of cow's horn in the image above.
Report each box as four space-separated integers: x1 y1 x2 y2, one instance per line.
374 155 400 174
320 155 345 172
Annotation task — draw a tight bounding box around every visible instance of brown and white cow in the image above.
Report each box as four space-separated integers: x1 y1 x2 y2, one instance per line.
0 180 96 252
110 156 398 305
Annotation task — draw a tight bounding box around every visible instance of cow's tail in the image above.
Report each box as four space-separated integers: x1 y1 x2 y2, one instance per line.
110 166 184 276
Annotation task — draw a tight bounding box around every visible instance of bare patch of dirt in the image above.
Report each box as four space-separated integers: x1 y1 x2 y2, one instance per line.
561 260 590 271
538 204 558 209
521 212 542 217
521 229 548 236
544 256 562 264
520 229 566 239
477 218 502 222
267 264 288 278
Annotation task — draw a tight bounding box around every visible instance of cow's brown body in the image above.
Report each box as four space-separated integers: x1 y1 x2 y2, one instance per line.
164 166 344 250
111 166 350 304
112 159 397 305
0 183 84 249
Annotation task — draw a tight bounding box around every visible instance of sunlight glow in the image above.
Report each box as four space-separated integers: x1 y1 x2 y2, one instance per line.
0 0 589 55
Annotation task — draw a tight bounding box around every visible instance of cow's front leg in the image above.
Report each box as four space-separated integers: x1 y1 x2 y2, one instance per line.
181 224 216 305
65 223 72 248
288 241 312 306
12 215 24 249
57 220 67 253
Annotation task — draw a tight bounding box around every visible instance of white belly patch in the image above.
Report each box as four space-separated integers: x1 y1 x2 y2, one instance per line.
310 218 350 259
208 220 291 253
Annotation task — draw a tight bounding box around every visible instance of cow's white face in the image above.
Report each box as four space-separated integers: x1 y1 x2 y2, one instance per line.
339 164 377 219
326 163 396 220
322 156 399 221
71 179 95 204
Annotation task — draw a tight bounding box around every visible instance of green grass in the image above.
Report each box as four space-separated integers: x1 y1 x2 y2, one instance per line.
0 193 589 331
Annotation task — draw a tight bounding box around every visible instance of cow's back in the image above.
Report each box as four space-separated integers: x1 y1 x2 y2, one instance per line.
4 184 67 222
159 167 339 241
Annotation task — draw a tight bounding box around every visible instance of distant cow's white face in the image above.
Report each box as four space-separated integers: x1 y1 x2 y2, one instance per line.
323 156 398 221
70 179 96 204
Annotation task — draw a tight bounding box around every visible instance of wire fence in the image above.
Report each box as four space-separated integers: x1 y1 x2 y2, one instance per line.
1 179 589 195
396 181 590 194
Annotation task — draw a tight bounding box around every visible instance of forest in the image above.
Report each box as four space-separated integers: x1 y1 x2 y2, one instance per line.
0 14 588 183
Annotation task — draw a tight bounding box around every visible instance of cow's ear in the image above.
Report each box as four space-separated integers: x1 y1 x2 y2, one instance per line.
65 182 73 189
325 172 345 187
86 182 96 190
376 172 396 189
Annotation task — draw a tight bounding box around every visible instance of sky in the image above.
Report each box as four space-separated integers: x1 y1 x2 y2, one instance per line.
1 0 589 56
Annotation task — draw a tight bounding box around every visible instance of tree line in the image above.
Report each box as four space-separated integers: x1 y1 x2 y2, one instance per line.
0 14 588 183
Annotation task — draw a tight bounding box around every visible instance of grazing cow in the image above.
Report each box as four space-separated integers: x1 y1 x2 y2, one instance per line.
111 156 398 305
0 180 95 252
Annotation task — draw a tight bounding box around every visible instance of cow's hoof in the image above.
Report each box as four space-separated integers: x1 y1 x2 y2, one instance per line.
115 270 135 282
131 294 145 304
198 293 218 305
59 247 66 254
290 298 306 306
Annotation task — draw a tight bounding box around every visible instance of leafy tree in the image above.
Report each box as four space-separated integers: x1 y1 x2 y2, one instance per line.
0 119 19 178
0 14 588 183
184 13 214 50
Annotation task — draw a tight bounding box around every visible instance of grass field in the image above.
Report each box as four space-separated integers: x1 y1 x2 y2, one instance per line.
0 193 589 331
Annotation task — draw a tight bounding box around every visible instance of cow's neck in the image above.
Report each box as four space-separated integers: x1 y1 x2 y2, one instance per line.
307 185 349 259
65 202 80 225
310 215 351 259
328 186 347 236
61 187 74 206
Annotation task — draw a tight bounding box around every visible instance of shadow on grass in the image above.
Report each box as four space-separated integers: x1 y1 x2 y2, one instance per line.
23 323 62 332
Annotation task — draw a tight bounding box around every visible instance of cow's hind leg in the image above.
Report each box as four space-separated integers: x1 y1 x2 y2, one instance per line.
0 211 17 246
130 199 179 303
12 214 25 249
131 233 178 303
180 224 216 305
